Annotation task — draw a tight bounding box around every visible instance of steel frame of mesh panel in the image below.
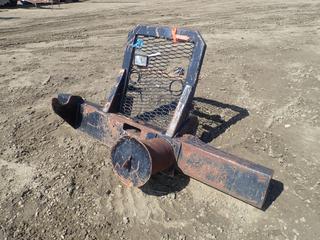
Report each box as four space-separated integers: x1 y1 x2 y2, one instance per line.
105 25 206 137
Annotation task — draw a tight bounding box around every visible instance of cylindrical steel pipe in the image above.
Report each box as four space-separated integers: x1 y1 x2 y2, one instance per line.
111 136 176 187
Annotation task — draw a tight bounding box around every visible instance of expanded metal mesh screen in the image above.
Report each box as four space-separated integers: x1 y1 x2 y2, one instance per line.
120 35 194 130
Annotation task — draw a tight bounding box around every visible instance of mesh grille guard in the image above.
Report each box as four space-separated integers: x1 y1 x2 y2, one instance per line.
106 25 206 137
120 36 194 130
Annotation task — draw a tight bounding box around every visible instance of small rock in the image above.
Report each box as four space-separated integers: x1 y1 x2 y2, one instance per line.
42 75 51 85
161 233 170 240
292 229 299 236
168 193 176 199
123 216 129 224
284 124 291 128
217 226 223 233
205 233 216 239
178 234 186 240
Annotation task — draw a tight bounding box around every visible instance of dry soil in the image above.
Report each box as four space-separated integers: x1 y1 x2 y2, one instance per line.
0 0 319 239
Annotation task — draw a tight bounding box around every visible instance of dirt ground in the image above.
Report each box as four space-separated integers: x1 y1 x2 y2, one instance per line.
0 0 319 239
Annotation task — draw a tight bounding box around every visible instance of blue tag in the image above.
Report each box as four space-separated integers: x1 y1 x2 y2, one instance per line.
132 39 144 49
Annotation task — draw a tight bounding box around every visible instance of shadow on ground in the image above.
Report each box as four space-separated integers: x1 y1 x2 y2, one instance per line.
192 97 249 143
262 179 284 211
140 169 190 196
0 16 20 19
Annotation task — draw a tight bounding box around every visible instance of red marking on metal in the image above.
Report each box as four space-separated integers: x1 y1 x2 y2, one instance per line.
171 27 189 43
172 27 177 43
83 104 97 114
176 34 190 41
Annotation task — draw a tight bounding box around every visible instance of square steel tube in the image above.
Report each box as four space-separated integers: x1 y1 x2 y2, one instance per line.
177 136 273 208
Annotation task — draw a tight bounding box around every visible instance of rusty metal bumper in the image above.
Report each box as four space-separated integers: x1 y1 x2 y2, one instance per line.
52 94 273 209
